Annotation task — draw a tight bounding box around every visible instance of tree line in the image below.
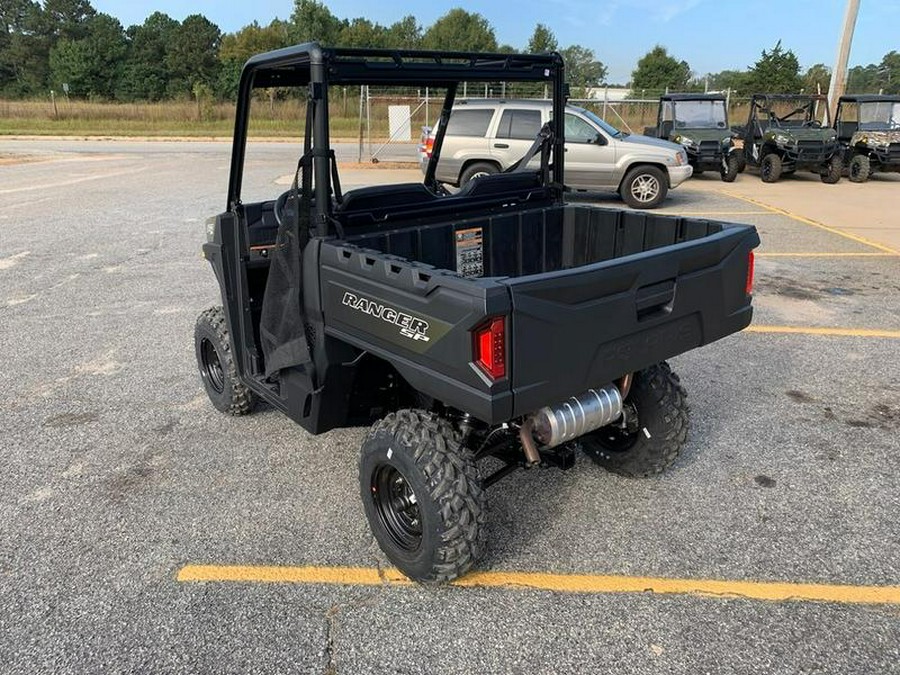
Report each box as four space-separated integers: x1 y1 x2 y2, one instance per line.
1 0 897 102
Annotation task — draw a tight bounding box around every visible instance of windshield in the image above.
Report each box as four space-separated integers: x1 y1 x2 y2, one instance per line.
760 99 816 127
673 100 727 129
859 101 900 130
579 108 625 137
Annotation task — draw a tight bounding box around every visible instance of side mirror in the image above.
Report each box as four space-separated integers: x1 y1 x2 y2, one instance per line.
594 133 607 146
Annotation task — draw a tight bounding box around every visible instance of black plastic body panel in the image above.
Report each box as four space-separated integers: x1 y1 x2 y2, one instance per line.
319 204 759 425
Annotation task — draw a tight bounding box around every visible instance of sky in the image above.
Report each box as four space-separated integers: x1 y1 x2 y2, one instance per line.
92 0 900 83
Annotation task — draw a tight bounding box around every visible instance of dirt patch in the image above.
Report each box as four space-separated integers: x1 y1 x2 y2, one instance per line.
43 411 99 427
0 153 43 166
754 475 777 488
845 402 900 430
786 389 816 404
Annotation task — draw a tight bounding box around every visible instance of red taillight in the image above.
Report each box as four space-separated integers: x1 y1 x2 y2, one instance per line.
425 136 434 158
474 317 506 379
746 250 755 296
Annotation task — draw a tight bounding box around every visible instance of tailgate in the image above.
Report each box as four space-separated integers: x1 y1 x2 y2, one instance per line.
506 224 759 416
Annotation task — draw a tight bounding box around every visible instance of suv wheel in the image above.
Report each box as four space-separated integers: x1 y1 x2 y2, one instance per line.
821 155 842 184
194 307 257 415
760 153 782 183
848 154 871 183
459 162 498 187
620 165 667 209
579 362 689 477
360 409 486 583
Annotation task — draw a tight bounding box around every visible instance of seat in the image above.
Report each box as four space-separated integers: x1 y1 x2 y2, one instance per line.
336 183 437 214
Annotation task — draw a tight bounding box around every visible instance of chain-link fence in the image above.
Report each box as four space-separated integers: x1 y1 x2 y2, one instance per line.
348 85 791 164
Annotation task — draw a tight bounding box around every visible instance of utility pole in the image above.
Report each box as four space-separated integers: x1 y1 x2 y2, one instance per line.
826 0 860 121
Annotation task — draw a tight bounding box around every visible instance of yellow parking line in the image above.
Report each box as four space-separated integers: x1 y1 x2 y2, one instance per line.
720 191 900 255
757 252 899 258
747 325 900 338
176 564 900 605
662 210 774 216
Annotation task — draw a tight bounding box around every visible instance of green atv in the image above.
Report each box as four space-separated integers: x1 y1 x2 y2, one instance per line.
736 94 842 184
835 95 900 183
644 93 743 182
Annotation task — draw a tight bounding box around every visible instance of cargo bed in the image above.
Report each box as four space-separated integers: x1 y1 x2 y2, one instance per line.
320 203 759 423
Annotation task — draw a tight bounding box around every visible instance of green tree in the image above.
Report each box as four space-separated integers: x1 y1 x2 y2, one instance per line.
165 14 221 97
337 18 387 48
385 15 420 49
745 41 801 94
216 19 290 98
803 63 831 94
421 9 496 52
631 45 691 91
289 0 342 44
847 63 880 94
117 12 178 101
879 50 900 94
527 23 557 53
48 13 126 98
706 69 750 94
0 0 46 95
561 45 607 92
41 0 95 40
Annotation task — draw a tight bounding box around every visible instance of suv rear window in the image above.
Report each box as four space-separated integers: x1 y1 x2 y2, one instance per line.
497 109 542 140
446 109 494 137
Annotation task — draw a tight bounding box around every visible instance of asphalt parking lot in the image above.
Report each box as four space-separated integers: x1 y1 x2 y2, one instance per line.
1 140 898 674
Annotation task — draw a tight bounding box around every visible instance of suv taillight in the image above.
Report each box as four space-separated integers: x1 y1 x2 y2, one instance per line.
746 251 755 296
473 317 506 380
425 136 434 158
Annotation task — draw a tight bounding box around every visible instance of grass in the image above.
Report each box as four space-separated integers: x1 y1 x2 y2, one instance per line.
0 97 755 139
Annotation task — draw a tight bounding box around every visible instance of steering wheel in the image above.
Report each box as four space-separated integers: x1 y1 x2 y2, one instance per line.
274 189 299 227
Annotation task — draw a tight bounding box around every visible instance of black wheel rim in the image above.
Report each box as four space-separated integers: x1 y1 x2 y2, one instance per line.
371 464 422 551
851 161 860 178
587 402 641 454
200 338 225 394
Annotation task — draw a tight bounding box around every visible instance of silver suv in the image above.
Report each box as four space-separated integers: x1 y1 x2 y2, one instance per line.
421 99 692 209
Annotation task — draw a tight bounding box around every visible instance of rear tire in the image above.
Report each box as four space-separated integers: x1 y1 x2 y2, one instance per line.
848 154 871 183
620 165 668 209
459 161 498 188
821 155 842 184
760 153 782 183
194 307 257 415
580 362 689 477
721 153 740 183
735 149 747 173
360 409 486 583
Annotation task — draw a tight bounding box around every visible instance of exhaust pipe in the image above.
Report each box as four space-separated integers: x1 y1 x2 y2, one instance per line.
531 384 624 449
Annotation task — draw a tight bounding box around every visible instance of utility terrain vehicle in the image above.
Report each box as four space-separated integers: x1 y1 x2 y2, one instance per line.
736 94 842 183
834 94 900 182
643 93 742 182
195 44 759 583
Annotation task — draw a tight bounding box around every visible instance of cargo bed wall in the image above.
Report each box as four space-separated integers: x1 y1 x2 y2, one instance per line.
340 205 725 278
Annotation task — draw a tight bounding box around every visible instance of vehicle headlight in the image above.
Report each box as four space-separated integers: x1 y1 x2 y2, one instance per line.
674 150 687 166
773 133 791 146
859 135 868 145
674 134 696 148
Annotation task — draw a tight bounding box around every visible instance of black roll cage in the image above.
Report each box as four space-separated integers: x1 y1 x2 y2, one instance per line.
227 43 566 236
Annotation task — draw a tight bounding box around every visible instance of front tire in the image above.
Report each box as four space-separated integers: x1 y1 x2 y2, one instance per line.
848 154 871 183
194 307 257 415
821 155 842 184
721 152 740 183
580 362 689 477
620 165 668 209
760 153 782 183
360 410 486 583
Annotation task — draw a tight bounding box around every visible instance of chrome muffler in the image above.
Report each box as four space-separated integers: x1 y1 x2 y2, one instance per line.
531 384 624 449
